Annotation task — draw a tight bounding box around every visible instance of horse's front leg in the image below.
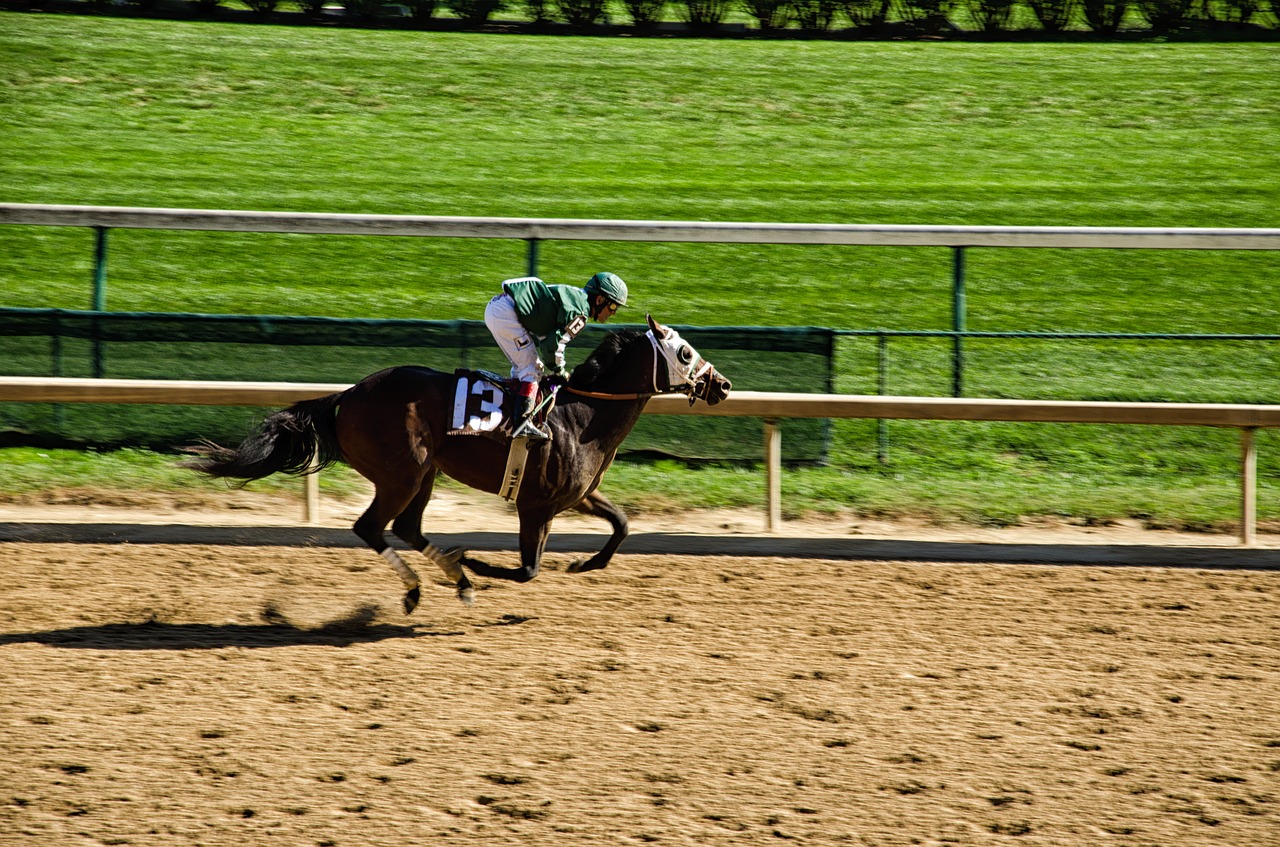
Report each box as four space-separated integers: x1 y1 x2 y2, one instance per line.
457 507 552 584
566 489 629 574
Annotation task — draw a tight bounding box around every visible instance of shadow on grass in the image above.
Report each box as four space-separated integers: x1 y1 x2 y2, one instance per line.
0 604 464 650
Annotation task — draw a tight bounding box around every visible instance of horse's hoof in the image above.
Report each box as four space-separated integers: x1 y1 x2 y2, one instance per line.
403 586 421 615
569 557 605 574
457 586 476 607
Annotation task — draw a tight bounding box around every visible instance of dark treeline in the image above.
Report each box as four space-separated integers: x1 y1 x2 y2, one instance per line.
5 0 1279 37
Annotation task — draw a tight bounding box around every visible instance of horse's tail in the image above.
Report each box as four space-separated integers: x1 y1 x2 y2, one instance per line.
183 391 346 483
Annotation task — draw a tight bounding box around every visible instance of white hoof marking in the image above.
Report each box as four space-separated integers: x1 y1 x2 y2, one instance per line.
380 547 420 590
425 544 465 581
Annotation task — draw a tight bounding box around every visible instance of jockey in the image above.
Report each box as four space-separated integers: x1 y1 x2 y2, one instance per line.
484 271 629 437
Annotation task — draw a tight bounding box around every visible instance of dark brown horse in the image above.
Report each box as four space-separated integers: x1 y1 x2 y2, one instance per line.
186 315 731 614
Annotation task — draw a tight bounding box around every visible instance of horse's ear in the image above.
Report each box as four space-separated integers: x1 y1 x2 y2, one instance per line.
647 314 667 338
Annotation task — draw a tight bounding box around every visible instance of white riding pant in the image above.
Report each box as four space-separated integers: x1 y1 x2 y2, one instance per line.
484 294 542 384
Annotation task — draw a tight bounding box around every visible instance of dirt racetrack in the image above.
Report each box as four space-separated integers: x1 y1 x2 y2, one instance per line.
2 492 1280 846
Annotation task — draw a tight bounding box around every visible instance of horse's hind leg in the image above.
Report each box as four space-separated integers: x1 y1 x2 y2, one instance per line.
390 467 475 606
353 485 429 615
566 490 629 574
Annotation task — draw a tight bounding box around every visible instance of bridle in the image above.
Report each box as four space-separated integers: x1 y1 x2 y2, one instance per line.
565 330 715 404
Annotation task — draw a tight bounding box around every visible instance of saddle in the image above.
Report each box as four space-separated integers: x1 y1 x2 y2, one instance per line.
449 369 557 501
447 369 555 440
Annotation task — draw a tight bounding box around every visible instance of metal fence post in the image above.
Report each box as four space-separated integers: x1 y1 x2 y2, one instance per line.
876 332 888 465
91 226 109 379
92 226 109 311
52 314 65 429
526 237 540 278
952 246 966 397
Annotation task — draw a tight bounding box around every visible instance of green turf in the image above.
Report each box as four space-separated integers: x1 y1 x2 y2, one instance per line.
1 15 1278 526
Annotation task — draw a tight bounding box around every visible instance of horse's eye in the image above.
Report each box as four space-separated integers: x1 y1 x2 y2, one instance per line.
677 346 694 365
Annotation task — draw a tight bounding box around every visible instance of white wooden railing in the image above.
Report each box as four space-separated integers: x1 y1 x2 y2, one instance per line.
0 376 1275 546
4 203 1280 248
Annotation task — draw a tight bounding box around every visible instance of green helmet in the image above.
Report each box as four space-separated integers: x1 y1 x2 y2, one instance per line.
585 272 628 307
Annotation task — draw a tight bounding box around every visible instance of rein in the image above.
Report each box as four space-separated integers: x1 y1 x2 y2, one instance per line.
564 331 710 402
564 387 658 401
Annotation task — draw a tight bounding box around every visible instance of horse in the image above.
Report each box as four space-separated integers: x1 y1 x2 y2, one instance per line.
185 315 732 614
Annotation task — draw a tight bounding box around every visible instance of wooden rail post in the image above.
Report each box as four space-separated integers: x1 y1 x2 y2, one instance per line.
305 459 321 525
764 417 781 533
1241 427 1257 547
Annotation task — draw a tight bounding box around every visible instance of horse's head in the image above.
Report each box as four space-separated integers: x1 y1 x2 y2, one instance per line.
646 314 732 406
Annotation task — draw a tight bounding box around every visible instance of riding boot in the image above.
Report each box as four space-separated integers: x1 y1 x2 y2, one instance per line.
514 383 550 440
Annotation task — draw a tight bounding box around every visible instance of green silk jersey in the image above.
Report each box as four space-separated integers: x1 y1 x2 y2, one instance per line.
501 277 591 369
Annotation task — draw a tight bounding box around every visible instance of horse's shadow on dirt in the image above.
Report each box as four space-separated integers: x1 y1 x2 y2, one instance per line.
0 605 464 650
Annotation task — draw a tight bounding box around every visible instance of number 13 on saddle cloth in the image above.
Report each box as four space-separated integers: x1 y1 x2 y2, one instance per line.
450 372 509 435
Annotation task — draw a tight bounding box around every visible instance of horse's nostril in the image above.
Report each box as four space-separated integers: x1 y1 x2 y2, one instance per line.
721 380 732 392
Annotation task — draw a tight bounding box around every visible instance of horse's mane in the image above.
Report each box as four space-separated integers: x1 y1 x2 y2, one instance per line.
569 329 643 390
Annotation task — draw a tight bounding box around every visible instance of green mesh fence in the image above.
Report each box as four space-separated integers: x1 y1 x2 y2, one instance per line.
0 308 834 462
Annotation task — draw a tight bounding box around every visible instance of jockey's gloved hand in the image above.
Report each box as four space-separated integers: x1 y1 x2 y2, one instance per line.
546 368 570 387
